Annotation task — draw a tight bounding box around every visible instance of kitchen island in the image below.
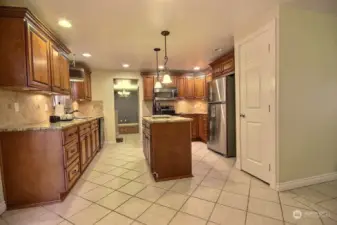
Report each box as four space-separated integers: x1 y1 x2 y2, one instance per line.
142 116 193 181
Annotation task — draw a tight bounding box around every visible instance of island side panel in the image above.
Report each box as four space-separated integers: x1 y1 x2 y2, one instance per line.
151 121 192 181
0 130 65 209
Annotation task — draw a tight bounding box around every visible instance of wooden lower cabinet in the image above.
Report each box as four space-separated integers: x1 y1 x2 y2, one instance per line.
142 119 192 181
0 118 103 209
181 114 208 143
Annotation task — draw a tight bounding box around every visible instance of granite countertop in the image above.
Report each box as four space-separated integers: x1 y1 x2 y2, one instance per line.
0 116 104 132
143 116 193 124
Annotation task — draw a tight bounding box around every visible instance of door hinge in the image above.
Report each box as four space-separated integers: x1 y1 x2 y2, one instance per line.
268 105 271 112
269 164 271 171
268 44 271 53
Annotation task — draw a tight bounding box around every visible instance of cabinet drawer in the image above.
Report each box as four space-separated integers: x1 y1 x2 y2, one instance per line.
79 123 91 136
63 126 78 145
64 139 79 167
66 158 80 190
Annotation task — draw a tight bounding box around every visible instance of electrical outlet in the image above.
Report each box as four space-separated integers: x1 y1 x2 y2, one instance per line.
44 104 48 112
14 102 19 112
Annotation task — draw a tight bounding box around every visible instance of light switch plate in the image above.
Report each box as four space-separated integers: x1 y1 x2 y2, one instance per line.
14 102 19 112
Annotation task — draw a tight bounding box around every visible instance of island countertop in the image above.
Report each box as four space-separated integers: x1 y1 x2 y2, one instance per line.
142 116 193 124
0 116 104 132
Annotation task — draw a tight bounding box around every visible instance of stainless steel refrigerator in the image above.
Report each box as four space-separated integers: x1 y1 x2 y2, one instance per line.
207 75 236 157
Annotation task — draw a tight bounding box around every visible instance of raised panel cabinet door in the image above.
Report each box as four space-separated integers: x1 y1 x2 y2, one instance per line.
192 116 198 138
60 54 70 92
87 73 92 99
176 76 185 98
80 136 87 169
91 130 96 153
27 23 51 90
86 133 92 160
185 76 195 98
95 129 100 150
143 76 154 100
50 45 61 92
71 81 86 100
194 76 206 99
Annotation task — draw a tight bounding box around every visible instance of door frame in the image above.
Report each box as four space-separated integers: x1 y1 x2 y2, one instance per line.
234 19 278 189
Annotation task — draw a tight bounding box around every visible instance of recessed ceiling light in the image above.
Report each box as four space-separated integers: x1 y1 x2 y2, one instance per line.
82 53 91 57
122 64 130 68
193 66 200 71
158 65 164 69
214 48 223 52
58 19 72 28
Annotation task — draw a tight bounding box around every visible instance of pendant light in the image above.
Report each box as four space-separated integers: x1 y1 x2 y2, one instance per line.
161 30 172 84
154 48 162 89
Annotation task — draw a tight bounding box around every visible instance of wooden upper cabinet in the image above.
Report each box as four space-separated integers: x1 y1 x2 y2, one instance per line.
50 45 61 92
210 50 235 78
0 7 71 93
70 62 92 101
143 75 154 101
27 23 51 91
176 76 185 98
51 44 70 94
60 54 70 93
205 73 212 100
84 73 92 100
194 76 206 99
185 76 195 99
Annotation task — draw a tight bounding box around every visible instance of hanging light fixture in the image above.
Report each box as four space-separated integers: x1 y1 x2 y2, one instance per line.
161 30 172 84
154 48 162 89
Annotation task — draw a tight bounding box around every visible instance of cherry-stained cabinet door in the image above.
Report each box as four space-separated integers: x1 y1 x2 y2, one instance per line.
50 45 62 92
27 23 51 91
194 76 206 99
60 54 70 93
185 76 195 99
176 76 185 98
143 75 154 100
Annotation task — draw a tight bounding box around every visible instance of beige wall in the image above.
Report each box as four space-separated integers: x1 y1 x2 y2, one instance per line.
278 6 337 182
91 70 144 142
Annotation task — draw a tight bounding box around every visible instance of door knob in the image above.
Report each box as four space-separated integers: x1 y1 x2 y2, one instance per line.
240 114 246 118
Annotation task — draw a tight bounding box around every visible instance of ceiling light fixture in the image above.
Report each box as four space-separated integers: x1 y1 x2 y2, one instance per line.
154 48 162 89
82 53 91 57
58 19 72 28
193 66 200 71
122 64 130 68
161 30 172 84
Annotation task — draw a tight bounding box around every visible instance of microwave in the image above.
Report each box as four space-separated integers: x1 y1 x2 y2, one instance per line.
154 87 178 101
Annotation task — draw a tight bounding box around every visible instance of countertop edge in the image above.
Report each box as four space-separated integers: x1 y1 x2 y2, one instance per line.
0 116 104 132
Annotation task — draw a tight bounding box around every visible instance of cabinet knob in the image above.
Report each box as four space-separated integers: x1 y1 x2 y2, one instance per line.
240 114 246 118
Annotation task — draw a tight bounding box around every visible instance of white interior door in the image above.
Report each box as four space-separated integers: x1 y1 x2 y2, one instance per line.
239 24 275 183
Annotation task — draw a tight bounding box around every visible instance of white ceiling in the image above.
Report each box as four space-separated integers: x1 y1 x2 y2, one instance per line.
3 0 336 71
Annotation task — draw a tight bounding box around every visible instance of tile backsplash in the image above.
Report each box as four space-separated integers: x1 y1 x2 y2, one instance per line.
175 99 207 114
72 100 104 117
0 89 53 127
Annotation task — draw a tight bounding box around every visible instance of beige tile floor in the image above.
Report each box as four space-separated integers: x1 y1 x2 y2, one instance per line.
1 134 337 225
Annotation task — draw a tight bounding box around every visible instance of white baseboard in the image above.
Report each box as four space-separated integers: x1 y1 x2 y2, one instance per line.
0 201 6 215
276 172 337 191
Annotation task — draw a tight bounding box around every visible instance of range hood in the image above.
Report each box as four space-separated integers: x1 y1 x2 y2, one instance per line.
69 67 85 82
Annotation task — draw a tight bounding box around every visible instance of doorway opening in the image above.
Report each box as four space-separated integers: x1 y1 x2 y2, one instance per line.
113 79 139 138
